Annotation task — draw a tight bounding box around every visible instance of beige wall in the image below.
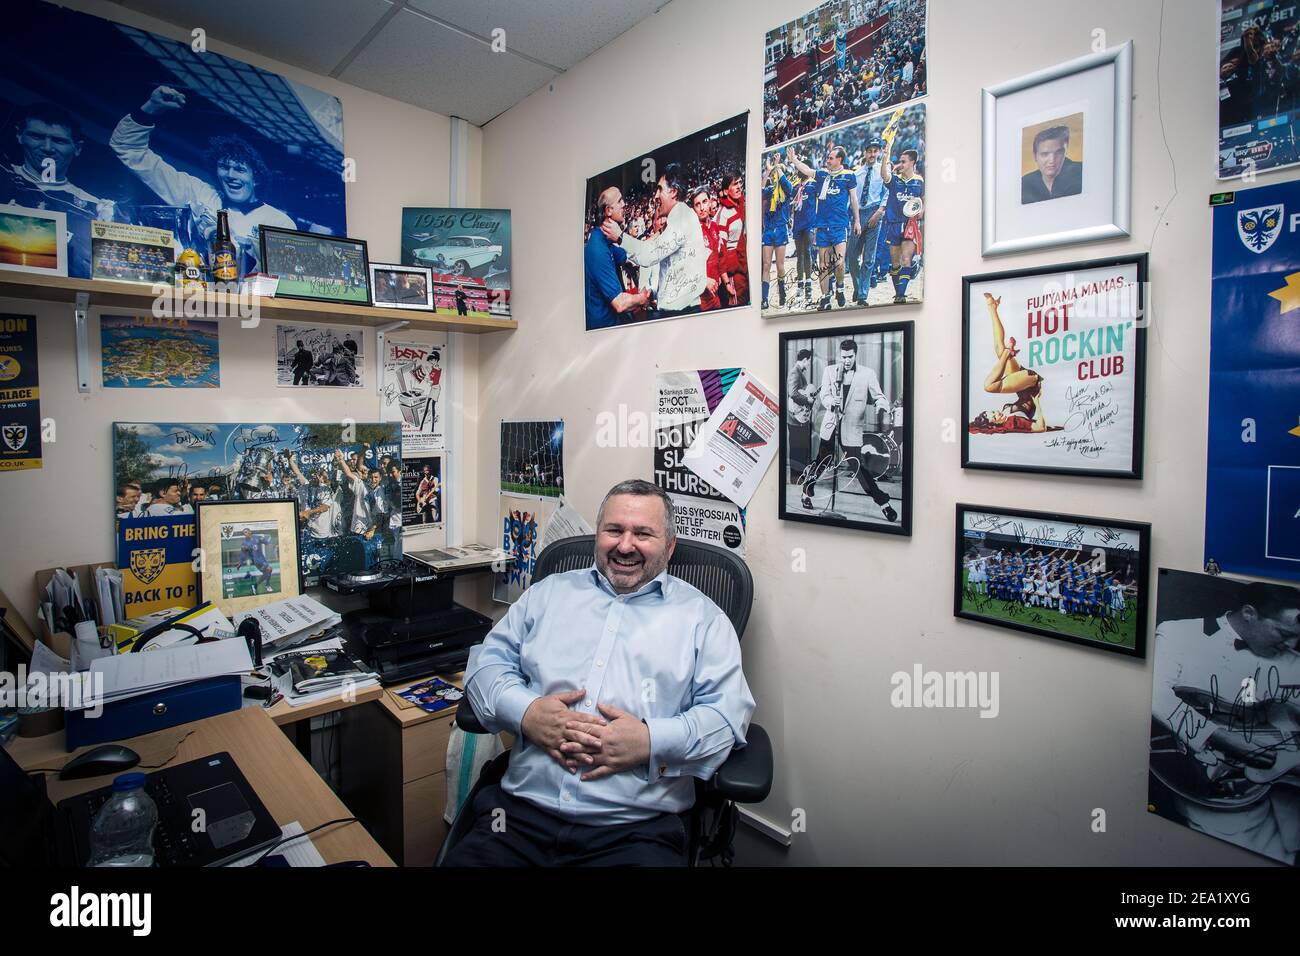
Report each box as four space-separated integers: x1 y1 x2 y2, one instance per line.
478 0 1266 865
0 0 483 622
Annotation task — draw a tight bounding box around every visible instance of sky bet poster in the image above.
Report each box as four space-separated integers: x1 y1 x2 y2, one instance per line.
1208 180 1300 581
0 314 41 471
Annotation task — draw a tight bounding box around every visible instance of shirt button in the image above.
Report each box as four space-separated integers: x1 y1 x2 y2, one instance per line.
584 699 592 707
561 791 572 801
596 660 604 667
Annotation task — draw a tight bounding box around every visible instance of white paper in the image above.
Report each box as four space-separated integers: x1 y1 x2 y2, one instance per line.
683 370 780 508
226 821 326 867
538 495 593 553
80 637 253 708
29 640 70 677
233 595 340 646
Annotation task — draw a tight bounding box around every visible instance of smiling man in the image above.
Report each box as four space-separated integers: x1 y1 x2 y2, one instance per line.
448 478 755 866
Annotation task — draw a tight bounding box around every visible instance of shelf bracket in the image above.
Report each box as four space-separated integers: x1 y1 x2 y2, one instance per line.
73 291 91 393
375 319 409 395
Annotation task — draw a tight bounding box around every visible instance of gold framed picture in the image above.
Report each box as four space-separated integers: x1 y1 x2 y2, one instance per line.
195 497 302 615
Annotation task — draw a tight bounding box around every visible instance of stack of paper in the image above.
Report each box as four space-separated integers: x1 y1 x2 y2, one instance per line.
69 638 253 710
232 596 341 650
264 637 379 708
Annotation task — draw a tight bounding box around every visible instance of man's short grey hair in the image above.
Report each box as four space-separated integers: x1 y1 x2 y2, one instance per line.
596 479 676 541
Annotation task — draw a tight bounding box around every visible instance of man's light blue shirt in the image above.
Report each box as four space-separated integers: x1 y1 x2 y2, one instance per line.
465 566 755 824
856 159 887 212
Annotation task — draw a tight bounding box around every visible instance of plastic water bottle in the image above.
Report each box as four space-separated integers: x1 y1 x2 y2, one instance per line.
87 773 158 867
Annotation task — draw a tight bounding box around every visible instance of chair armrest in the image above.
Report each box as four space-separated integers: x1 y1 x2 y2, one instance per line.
455 698 488 734
714 723 772 803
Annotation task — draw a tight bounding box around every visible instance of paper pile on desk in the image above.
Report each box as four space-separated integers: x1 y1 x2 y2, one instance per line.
68 637 253 710
264 637 378 707
232 596 341 650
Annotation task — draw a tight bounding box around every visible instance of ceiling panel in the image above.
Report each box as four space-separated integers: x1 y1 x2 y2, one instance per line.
340 7 556 124
406 0 665 69
112 0 395 76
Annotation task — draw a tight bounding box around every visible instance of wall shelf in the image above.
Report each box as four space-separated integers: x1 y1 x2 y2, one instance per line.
0 271 517 334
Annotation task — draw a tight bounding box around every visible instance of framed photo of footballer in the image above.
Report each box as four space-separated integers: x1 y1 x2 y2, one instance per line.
369 262 434 311
778 320 912 536
259 226 371 306
961 253 1147 479
760 103 926 318
195 497 302 615
982 42 1131 256
954 503 1151 659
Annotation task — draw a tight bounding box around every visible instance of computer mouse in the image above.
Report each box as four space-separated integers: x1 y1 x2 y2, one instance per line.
59 744 141 780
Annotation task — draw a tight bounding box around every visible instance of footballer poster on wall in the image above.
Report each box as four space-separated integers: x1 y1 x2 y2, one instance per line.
500 420 564 497
1218 0 1300 179
1 2 346 280
654 369 746 555
954 504 1150 658
494 493 557 605
762 0 928 148
401 208 511 317
961 254 1147 479
112 421 401 584
381 340 444 453
583 113 750 331
760 103 925 317
1206 182 1300 582
1147 568 1300 865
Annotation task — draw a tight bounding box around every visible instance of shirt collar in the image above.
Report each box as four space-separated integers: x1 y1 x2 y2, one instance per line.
589 565 670 600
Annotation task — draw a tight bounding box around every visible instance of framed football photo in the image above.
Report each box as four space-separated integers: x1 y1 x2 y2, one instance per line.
954 503 1151 658
961 253 1147 479
779 320 913 536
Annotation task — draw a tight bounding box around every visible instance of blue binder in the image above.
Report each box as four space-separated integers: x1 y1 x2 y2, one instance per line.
65 675 242 751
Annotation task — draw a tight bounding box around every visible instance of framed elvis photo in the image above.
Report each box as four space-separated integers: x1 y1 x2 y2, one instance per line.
954 503 1151 659
982 42 1132 256
259 226 372 307
195 497 302 616
961 253 1147 479
779 320 913 536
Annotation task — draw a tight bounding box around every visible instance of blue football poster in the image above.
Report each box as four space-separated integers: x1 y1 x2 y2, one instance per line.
1207 181 1300 581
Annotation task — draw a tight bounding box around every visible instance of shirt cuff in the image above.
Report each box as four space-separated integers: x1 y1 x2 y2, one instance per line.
644 716 688 782
492 683 542 737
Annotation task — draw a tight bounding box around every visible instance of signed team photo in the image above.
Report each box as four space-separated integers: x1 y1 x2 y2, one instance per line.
961 253 1147 479
954 504 1150 658
582 113 749 330
779 321 912 536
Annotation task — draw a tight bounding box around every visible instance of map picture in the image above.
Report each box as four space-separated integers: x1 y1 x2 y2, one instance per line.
101 315 219 388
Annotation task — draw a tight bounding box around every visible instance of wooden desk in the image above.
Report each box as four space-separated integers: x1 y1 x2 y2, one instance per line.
5 707 395 867
264 682 384 759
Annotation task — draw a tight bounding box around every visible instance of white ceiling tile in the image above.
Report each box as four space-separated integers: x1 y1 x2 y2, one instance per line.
340 7 556 124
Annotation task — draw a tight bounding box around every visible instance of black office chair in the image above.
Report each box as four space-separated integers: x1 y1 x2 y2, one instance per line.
435 535 772 866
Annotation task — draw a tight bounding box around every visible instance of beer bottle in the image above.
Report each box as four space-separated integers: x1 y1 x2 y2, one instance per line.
210 210 238 282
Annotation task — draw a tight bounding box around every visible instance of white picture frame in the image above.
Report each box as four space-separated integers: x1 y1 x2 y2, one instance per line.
369 262 434 311
982 42 1132 257
0 204 68 277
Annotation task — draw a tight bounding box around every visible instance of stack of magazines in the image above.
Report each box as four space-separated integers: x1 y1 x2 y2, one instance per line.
265 637 378 707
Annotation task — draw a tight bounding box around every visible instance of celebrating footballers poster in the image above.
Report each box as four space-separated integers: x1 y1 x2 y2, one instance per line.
1218 0 1300 179
762 0 928 149
112 422 401 583
1 2 345 279
1147 569 1300 865
583 114 749 331
381 340 444 453
654 370 746 555
401 208 511 317
1207 182 1300 582
961 254 1147 479
759 103 926 317
100 315 219 388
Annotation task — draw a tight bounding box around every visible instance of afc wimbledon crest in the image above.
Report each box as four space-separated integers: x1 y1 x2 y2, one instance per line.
130 547 168 585
1238 205 1284 254
2 424 27 451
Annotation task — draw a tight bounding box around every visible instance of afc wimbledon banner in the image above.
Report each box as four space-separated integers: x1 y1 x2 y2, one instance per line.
654 369 746 555
1207 182 1300 581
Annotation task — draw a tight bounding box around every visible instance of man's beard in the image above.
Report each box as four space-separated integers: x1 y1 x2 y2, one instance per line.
597 547 667 593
